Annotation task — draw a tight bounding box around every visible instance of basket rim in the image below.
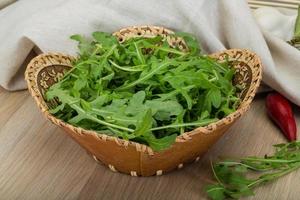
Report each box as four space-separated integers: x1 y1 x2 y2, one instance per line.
25 26 262 155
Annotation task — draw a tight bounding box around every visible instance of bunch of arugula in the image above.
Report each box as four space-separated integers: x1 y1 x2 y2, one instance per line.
206 141 300 200
46 31 239 151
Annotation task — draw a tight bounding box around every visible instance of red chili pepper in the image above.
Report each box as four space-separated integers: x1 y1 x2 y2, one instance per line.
266 92 297 141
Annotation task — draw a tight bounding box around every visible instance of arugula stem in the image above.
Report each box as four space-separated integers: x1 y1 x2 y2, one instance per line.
134 42 146 64
59 66 76 82
241 157 300 164
154 46 187 56
209 77 217 82
92 108 137 123
150 118 217 131
91 44 102 56
70 74 79 78
76 60 101 67
205 57 227 73
159 85 195 101
247 164 300 188
217 161 271 171
116 61 171 91
211 161 225 187
206 186 225 194
86 113 134 133
71 104 135 133
109 60 145 72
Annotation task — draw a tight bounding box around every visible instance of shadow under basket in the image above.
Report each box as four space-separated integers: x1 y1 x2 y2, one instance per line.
25 25 262 176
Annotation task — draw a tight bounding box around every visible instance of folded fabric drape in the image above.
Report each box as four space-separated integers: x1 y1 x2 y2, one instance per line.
0 0 299 105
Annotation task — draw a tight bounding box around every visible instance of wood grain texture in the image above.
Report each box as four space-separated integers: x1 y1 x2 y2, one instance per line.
0 88 300 200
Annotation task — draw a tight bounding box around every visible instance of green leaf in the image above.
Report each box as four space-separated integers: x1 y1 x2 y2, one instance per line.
145 99 183 121
70 34 93 57
180 90 193 109
211 89 222 108
234 165 248 173
146 134 177 151
126 91 146 115
68 112 86 124
92 31 118 47
207 89 222 109
97 99 140 127
174 110 186 134
205 184 226 200
203 95 212 113
90 93 111 107
200 110 210 120
80 99 92 111
133 109 153 137
73 78 87 91
175 32 201 55
224 68 235 81
70 34 83 42
134 42 146 64
49 103 65 114
107 127 136 140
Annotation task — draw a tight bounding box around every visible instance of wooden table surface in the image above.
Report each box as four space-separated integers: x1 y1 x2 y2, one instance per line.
1 87 300 200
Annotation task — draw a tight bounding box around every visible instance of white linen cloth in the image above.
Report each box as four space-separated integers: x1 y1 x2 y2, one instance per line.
0 0 299 105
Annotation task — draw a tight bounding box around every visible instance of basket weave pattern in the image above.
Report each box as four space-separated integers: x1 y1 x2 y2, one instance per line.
25 26 262 176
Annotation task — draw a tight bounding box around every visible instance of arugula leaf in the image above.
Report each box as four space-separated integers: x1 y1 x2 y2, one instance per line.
70 34 93 58
209 89 222 108
92 32 118 47
49 103 65 114
90 93 111 107
133 109 153 137
146 133 177 151
175 32 201 55
145 99 183 121
80 99 92 111
205 184 226 200
126 91 146 115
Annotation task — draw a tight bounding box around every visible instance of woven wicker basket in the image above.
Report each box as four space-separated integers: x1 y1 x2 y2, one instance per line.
25 26 262 176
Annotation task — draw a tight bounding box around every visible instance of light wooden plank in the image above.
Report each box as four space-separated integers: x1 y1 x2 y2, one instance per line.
0 91 97 200
0 91 299 199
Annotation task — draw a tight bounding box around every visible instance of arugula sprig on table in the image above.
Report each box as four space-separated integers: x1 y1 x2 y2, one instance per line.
46 31 239 151
206 141 300 200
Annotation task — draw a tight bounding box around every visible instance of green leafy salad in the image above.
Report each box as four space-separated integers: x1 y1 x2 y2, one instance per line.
46 31 240 151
